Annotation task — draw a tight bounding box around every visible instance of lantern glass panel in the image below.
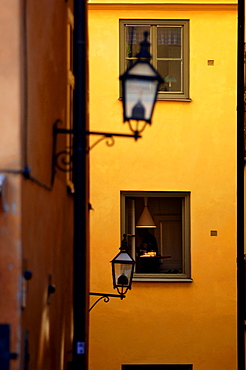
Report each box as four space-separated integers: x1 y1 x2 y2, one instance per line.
125 79 158 121
114 262 133 287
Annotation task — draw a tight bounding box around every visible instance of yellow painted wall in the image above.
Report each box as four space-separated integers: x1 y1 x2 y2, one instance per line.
89 2 237 370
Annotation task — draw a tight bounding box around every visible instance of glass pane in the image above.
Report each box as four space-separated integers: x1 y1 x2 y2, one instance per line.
125 25 150 58
159 220 182 273
125 79 158 121
134 196 183 274
157 60 182 92
157 27 181 58
115 263 132 286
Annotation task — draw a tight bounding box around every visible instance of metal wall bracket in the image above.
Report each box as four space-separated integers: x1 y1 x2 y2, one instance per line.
89 292 125 311
52 120 141 173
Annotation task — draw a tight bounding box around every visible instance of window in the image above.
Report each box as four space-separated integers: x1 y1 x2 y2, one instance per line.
121 191 191 281
119 20 190 101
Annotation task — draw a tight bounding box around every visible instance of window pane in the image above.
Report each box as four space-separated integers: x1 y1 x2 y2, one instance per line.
122 191 191 279
125 25 150 58
134 197 183 274
159 219 182 273
157 60 182 92
157 27 181 58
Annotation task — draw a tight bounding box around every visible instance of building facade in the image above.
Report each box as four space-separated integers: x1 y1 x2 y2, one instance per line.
88 0 238 369
0 1 75 369
0 0 241 369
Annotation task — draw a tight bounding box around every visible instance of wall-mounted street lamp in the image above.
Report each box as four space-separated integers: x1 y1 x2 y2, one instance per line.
54 14 163 368
53 32 163 176
57 32 162 368
111 234 135 297
89 235 135 311
84 34 161 316
120 31 163 136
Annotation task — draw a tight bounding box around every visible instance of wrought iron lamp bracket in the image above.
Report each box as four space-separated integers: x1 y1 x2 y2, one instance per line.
53 120 141 173
89 292 125 311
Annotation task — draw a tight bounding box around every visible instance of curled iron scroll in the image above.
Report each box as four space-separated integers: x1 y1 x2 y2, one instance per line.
55 148 73 172
88 135 115 152
89 294 110 312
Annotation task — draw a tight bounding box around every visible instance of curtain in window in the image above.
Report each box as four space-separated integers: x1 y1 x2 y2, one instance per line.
157 28 181 45
126 26 149 45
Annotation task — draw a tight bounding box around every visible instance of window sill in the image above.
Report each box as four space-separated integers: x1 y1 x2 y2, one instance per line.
118 97 192 102
133 273 193 282
157 98 192 102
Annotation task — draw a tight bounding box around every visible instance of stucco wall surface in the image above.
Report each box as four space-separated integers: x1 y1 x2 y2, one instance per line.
0 1 23 369
89 3 237 370
21 1 74 369
0 0 74 369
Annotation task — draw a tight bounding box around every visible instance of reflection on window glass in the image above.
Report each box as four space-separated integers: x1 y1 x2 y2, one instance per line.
126 25 150 58
122 192 191 279
157 27 182 92
158 60 182 92
120 20 189 100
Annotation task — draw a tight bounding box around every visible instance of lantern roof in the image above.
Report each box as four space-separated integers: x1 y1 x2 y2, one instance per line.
111 251 135 263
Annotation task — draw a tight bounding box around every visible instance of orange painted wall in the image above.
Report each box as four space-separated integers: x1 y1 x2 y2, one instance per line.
0 0 74 369
0 1 23 369
88 2 237 370
21 1 74 369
